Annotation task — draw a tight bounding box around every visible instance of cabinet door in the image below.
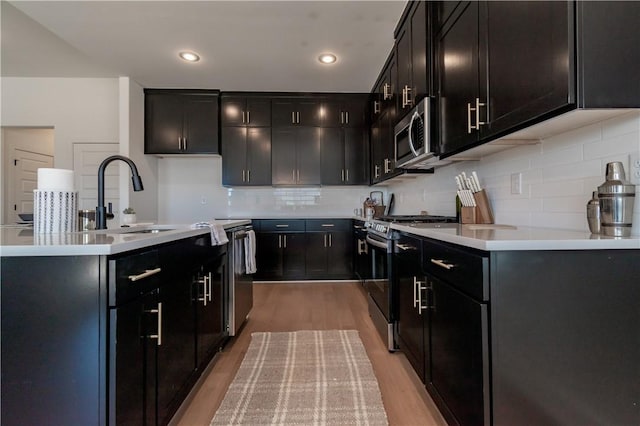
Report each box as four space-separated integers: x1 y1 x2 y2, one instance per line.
483 1 571 139
282 233 306 279
370 116 384 184
296 127 322 185
305 233 328 278
395 235 426 382
411 0 429 104
327 231 352 278
437 1 480 156
255 233 283 279
320 127 345 185
271 128 297 185
343 98 367 128
221 127 248 186
156 267 197 424
221 97 246 126
245 97 271 127
430 277 488 426
272 99 297 126
145 94 183 154
183 96 219 153
344 128 368 185
396 24 412 117
297 99 323 127
246 127 272 185
321 99 343 127
195 254 225 369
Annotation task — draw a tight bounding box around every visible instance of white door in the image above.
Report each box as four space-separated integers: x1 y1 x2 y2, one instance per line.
8 149 54 223
73 143 119 221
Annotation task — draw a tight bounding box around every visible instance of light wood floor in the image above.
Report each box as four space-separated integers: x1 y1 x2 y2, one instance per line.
174 282 447 426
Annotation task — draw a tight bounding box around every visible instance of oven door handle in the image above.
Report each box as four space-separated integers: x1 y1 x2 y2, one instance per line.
366 235 389 250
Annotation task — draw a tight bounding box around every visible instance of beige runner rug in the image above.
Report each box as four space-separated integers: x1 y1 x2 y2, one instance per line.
211 330 388 425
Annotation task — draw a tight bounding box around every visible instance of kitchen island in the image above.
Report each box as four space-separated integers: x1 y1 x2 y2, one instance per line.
390 222 639 425
0 220 248 426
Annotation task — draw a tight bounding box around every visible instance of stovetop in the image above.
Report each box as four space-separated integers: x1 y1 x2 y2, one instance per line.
376 215 457 223
366 215 458 239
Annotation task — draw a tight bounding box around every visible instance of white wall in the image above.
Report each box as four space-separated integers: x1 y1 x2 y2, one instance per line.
1 77 120 169
158 156 376 222
119 77 158 222
387 112 640 231
1 76 159 222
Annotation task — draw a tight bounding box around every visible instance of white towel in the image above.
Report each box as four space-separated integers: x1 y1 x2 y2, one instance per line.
191 221 229 246
244 229 257 274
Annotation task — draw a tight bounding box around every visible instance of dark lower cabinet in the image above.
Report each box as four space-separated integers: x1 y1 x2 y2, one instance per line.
429 276 488 426
395 234 427 382
194 253 226 370
254 219 353 281
254 231 306 280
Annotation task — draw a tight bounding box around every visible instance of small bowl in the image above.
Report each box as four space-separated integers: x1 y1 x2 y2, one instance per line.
18 213 34 222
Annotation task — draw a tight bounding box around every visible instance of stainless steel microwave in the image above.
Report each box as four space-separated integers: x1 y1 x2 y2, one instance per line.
394 97 446 169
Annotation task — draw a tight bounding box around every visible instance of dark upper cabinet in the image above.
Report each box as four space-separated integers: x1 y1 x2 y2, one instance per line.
370 51 398 184
320 95 369 185
145 89 219 154
272 98 322 127
321 97 366 128
221 96 271 127
436 1 639 159
394 0 429 118
272 127 321 185
221 127 271 186
436 1 481 157
343 128 369 185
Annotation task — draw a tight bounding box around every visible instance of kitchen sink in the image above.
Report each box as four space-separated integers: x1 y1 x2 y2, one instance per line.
122 228 174 234
82 225 177 235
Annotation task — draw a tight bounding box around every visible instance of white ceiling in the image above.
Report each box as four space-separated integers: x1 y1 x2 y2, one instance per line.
2 1 407 93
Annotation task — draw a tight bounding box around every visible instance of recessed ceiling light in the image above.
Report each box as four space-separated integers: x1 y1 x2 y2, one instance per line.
179 51 200 62
318 53 337 64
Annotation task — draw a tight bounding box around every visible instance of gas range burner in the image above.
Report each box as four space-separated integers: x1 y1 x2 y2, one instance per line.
376 215 458 223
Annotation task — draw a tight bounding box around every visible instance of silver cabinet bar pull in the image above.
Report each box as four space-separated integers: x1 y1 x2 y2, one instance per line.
296 111 300 124
346 169 349 182
373 101 381 114
147 303 163 346
341 169 345 181
203 274 209 306
183 138 187 151
413 277 418 308
340 111 344 124
430 259 455 270
321 224 334 227
278 234 282 248
329 233 332 247
283 235 287 248
476 98 486 129
297 169 300 182
247 169 250 182
208 272 213 302
417 282 428 314
467 102 473 134
247 110 250 124
345 111 349 124
275 224 289 228
324 234 327 247
129 267 161 282
242 170 246 182
242 111 246 124
291 111 295 124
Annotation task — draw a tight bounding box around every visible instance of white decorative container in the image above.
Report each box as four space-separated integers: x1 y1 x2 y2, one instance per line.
122 213 137 225
33 190 78 233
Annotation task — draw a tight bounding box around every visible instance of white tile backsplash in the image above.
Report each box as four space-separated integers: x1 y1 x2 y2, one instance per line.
157 112 640 231
387 111 640 231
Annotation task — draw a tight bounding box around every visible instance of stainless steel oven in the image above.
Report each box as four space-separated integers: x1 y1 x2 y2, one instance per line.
364 220 396 351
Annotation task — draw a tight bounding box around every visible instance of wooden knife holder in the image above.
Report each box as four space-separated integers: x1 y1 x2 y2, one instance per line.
461 190 494 224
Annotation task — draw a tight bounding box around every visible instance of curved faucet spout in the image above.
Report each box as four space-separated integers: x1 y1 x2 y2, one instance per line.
96 155 144 230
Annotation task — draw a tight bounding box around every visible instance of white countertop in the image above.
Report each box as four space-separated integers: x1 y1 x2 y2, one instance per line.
0 220 251 257
391 223 640 251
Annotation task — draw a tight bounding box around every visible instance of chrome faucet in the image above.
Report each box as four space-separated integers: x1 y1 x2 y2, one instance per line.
96 155 144 230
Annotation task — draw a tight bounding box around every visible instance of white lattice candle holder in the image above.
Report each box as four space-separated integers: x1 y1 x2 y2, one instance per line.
33 190 78 233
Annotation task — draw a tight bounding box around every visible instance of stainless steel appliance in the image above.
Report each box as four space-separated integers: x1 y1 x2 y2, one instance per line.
395 98 450 169
226 224 254 336
364 215 457 351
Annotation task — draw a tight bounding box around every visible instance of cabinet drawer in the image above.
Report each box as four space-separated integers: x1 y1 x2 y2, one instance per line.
423 239 488 301
259 219 305 232
110 249 161 306
305 219 351 232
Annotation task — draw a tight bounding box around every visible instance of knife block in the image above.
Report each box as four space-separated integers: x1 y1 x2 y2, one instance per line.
460 190 495 224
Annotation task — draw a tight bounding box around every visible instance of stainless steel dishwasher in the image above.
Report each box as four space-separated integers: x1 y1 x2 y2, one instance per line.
226 224 254 336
